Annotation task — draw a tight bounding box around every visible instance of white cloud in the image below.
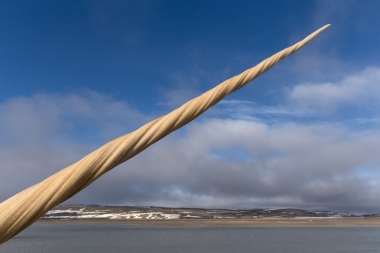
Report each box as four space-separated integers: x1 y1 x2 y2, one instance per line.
1 91 380 212
0 91 148 199
288 67 380 111
74 118 380 212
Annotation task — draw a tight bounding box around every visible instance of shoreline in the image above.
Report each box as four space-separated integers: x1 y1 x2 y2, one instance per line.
36 217 380 227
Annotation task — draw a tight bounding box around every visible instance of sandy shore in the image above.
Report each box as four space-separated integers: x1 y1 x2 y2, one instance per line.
36 217 380 228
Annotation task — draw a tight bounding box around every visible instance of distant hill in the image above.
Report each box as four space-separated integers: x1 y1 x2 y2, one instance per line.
41 205 379 220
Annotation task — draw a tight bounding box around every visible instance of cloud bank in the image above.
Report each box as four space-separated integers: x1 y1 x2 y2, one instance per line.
1 75 380 212
289 67 380 111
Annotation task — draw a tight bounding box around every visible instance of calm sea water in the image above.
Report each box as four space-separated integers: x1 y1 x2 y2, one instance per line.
2 223 380 253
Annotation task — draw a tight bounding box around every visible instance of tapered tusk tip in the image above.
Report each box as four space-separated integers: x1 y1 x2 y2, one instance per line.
321 24 331 31
306 24 331 41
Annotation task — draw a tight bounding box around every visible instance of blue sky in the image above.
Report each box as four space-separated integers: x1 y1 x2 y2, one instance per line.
1 0 380 212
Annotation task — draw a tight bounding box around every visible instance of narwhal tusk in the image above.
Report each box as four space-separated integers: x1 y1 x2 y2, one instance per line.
0 24 330 244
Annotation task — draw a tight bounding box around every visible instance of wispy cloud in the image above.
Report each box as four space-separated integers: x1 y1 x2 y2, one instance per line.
288 67 380 111
157 72 201 108
217 100 313 122
352 118 380 125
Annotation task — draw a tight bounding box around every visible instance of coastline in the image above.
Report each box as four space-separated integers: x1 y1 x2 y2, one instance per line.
36 217 380 227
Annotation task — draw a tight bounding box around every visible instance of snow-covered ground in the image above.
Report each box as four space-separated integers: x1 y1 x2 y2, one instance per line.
44 208 180 220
